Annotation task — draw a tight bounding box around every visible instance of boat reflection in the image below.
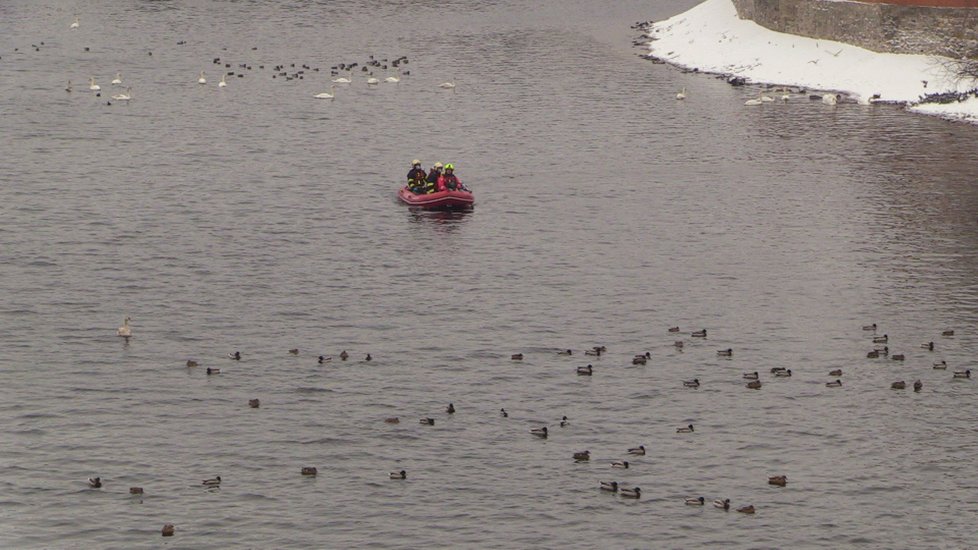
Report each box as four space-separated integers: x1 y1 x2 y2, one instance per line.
407 208 473 233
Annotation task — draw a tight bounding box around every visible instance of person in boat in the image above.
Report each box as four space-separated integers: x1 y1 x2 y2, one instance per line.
407 159 427 194
437 163 464 192
424 162 443 194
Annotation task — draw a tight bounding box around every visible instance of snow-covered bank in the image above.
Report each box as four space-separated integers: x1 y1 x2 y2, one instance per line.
647 0 978 124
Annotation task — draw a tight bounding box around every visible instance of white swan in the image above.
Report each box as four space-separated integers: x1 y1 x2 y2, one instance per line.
676 87 686 100
111 72 122 85
89 77 100 91
744 92 763 106
332 73 352 84
366 76 380 85
760 93 775 103
439 78 456 90
822 93 838 105
70 16 79 29
117 316 132 338
111 87 132 101
197 71 206 84
313 85 335 100
385 74 400 84
218 74 227 88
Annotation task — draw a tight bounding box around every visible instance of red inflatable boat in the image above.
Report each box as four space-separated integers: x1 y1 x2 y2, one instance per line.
398 187 474 210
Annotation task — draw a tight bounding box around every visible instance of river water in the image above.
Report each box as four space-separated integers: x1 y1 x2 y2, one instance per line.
2 0 977 548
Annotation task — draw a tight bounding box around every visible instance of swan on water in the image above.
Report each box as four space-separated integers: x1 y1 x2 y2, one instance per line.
218 74 227 88
89 77 100 91
197 71 207 84
111 72 122 85
676 87 686 100
111 87 132 101
117 317 132 338
314 85 335 100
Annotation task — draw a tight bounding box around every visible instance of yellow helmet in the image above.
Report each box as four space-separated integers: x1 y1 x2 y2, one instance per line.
445 163 454 170
433 162 443 169
412 159 421 166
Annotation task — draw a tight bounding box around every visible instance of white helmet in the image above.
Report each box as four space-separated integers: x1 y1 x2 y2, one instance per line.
412 159 421 166
433 162 443 169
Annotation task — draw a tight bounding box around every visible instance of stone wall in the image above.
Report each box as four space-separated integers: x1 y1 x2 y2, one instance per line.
731 0 978 58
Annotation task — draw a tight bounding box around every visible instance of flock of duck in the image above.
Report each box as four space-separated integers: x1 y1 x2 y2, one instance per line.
107 313 967 536
41 15 459 107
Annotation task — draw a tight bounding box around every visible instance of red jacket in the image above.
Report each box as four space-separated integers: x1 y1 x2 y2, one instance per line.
437 173 462 192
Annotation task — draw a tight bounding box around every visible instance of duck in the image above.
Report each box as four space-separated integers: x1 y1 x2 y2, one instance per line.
873 334 888 343
218 74 227 88
677 424 694 433
248 398 260 408
364 353 372 362
826 379 842 387
161 524 175 537
737 504 756 514
186 360 198 367
768 475 787 486
228 351 241 360
627 445 646 456
389 470 407 480
631 354 647 365
921 342 934 351
557 349 573 356
875 345 889 354
117 316 132 338
691 329 707 338
891 381 906 390
560 416 569 427
914 380 923 392
611 461 629 469
619 487 641 499
70 16 80 29
717 348 732 357
714 498 730 510
420 417 435 425
446 403 455 414
771 367 786 374
384 417 400 424
318 355 330 364
600 481 619 492
953 370 971 379
202 476 221 487
942 330 955 336
674 341 685 349
685 496 705 505
862 323 877 331
933 361 947 369
683 378 700 388
584 348 601 356
530 426 548 438
891 354 905 361
573 450 590 461
774 369 792 378
313 85 335 100
746 380 762 389
129 487 144 494
676 87 686 100
197 71 207 84
743 371 759 380
500 408 508 418
668 326 680 332
829 369 842 376
88 477 102 488
577 364 593 375
206 367 220 375
65 80 72 92
340 350 349 360
866 350 880 359
301 467 318 476
511 353 523 361
110 87 131 101
111 72 122 85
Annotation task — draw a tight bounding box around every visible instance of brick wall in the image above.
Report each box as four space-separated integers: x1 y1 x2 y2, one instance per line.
731 0 978 58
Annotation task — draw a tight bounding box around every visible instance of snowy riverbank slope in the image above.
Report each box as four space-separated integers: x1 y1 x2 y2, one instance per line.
647 0 978 124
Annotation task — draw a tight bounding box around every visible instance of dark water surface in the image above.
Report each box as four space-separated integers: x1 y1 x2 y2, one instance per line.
2 0 978 548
